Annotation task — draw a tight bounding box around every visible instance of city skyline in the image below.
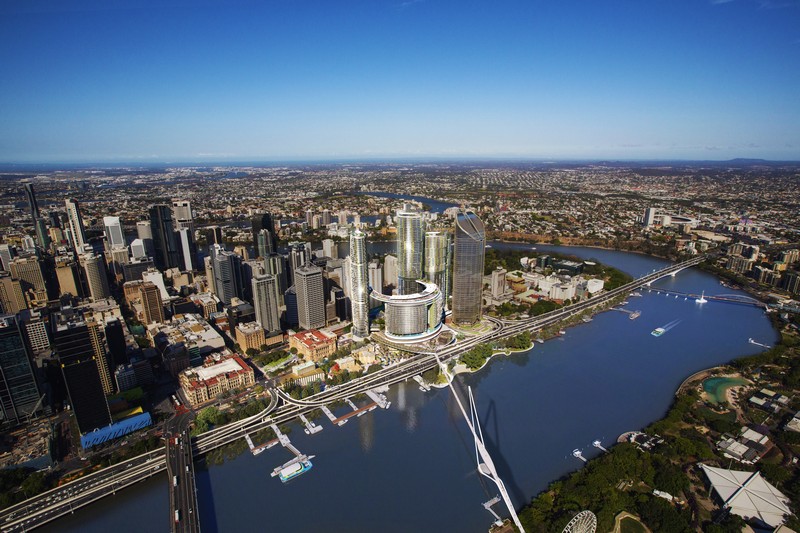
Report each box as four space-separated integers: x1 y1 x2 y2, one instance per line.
1 1 799 162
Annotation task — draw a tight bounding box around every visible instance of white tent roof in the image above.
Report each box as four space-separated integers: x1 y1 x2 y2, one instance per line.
701 464 792 528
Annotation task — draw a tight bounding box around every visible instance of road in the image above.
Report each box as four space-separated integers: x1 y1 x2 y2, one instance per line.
0 255 704 532
166 412 200 533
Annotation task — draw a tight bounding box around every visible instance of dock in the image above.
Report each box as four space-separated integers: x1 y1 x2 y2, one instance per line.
299 413 323 435
366 389 391 409
270 424 302 457
332 402 378 425
244 432 278 455
412 375 431 392
320 405 345 426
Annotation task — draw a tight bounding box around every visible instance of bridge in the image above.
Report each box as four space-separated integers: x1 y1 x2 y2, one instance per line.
0 256 707 532
644 287 767 309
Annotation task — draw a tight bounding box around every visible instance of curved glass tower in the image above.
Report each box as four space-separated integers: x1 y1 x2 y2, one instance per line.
424 231 451 306
452 210 486 324
350 229 370 339
396 209 424 295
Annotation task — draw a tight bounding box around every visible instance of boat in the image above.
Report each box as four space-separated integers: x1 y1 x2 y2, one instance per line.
631 291 642 297
558 330 566 336
651 327 665 337
536 338 544 344
278 460 313 483
629 310 641 320
582 317 593 323
696 290 708 304
620 300 629 305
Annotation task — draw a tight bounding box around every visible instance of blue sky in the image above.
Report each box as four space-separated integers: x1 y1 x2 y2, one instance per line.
1 0 799 162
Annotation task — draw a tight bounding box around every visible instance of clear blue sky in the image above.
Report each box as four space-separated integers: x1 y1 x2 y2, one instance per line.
1 0 799 162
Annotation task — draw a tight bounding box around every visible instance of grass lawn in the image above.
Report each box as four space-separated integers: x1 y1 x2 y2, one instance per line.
620 516 647 533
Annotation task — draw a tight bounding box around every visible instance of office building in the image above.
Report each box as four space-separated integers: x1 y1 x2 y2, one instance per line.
10 256 48 307
284 286 298 329
396 209 425 295
643 207 657 227
177 227 197 271
65 199 88 251
103 216 125 249
0 315 41 425
322 239 338 259
171 200 193 230
140 281 165 325
53 316 112 434
180 355 255 406
55 256 83 298
252 274 281 334
452 210 486 325
368 260 383 293
349 229 370 339
265 253 288 298
0 274 26 314
491 267 507 299
383 254 398 289
82 253 111 301
252 213 277 258
148 205 180 271
0 244 15 271
294 264 325 330
212 247 243 305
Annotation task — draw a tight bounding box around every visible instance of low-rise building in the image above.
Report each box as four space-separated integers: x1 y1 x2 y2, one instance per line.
236 321 266 354
748 388 790 414
180 354 255 406
147 313 225 361
279 361 326 387
289 329 337 362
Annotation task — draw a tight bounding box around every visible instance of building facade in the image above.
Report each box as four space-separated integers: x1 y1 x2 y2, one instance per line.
451 210 486 325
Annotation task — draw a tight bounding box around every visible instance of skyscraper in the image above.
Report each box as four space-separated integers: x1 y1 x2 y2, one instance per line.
53 315 112 434
452 210 486 325
148 205 180 271
24 183 40 220
252 213 277 258
0 244 15 271
368 260 383 294
252 274 281 334
322 239 338 259
288 242 310 286
265 253 288 298
65 198 87 250
424 231 449 291
177 227 197 271
103 216 125 249
383 254 398 289
349 229 369 339
82 253 111 301
212 248 243 305
10 256 48 307
256 229 274 258
172 200 193 231
294 263 325 330
396 209 425 295
0 315 41 425
139 281 165 325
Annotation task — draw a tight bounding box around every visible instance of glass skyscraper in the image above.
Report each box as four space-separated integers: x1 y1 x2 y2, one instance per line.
0 315 41 425
349 229 369 339
396 209 424 295
451 210 486 324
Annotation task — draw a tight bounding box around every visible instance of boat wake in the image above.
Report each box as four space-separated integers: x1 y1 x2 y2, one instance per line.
662 319 682 332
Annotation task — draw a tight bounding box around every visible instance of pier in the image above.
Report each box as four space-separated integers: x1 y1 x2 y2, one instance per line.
412 375 431 392
299 413 323 435
332 401 378 425
320 405 346 426
366 389 391 409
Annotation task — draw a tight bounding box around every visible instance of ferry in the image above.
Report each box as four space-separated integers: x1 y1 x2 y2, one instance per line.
278 460 313 483
651 327 665 337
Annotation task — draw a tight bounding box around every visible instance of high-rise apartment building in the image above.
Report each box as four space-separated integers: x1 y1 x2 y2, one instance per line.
294 264 325 330
451 210 486 325
65 198 87 251
349 230 369 339
383 254 398 289
0 315 41 425
252 274 281 334
396 209 425 295
171 200 193 231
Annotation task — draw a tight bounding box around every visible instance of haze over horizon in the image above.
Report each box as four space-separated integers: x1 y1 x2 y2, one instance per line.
2 0 799 163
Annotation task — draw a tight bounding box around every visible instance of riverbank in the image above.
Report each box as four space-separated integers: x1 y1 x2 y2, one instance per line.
517 323 800 532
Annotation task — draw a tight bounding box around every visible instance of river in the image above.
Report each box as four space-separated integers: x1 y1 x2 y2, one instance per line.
42 195 777 532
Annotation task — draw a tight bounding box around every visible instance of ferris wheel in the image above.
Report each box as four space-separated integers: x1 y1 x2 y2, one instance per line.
562 510 597 533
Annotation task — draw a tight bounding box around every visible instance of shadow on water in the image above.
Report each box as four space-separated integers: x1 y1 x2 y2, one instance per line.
195 458 220 533
480 398 528 508
448 377 527 512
